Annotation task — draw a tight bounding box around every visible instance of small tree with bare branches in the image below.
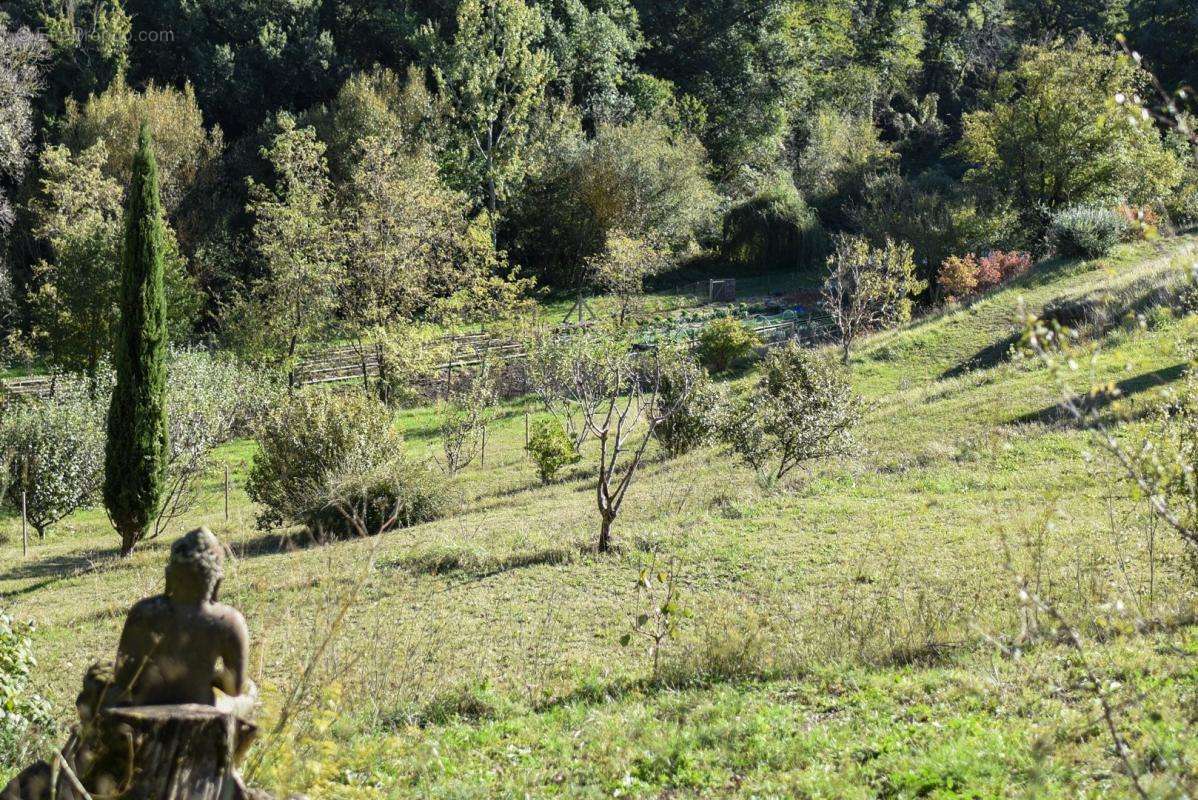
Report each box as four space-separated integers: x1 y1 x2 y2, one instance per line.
543 330 693 552
523 326 591 451
438 360 498 475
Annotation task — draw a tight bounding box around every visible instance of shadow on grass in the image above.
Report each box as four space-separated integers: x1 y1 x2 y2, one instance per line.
1008 255 1083 290
230 529 320 559
483 474 557 502
0 544 125 598
939 331 1021 380
385 541 583 579
1008 362 1187 427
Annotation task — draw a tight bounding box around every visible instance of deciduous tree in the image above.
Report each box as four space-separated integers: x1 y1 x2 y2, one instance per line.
30 142 196 377
959 37 1183 238
231 115 342 390
432 0 556 238
585 230 668 326
822 235 925 364
0 22 48 236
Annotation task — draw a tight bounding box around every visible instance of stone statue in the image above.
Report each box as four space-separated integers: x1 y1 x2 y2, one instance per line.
112 527 253 713
2 528 265 800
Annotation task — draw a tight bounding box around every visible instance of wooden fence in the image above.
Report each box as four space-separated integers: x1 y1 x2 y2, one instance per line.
0 310 839 403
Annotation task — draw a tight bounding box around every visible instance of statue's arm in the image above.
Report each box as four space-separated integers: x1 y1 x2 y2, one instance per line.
215 608 250 697
112 602 154 699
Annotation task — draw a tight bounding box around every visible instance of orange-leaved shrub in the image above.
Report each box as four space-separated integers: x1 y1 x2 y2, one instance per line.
977 250 1032 291
1116 203 1161 241
939 250 1031 301
938 254 979 301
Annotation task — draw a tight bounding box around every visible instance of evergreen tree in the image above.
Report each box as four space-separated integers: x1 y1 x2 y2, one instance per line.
104 123 169 557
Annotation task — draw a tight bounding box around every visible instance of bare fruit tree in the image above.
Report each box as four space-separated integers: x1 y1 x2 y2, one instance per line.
523 326 591 451
438 358 498 475
563 333 694 552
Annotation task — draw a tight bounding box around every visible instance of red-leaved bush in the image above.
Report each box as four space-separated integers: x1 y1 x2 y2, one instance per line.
977 250 1031 291
938 250 1031 301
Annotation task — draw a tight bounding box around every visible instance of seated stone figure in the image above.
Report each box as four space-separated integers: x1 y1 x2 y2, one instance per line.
109 526 253 715
2 528 259 800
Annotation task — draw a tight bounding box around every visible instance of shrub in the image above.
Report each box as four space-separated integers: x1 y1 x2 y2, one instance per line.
247 391 405 533
1049 205 1130 258
850 170 1002 285
653 355 722 458
722 343 864 485
1175 264 1198 316
525 417 579 483
939 250 1033 301
697 318 760 374
0 614 53 768
0 382 105 539
722 179 827 271
938 254 980 300
305 459 449 539
977 250 1033 290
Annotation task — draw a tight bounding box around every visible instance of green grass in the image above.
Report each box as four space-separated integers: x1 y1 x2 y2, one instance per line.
3 237 1198 798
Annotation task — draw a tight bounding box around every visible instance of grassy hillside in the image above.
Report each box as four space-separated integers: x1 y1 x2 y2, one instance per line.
3 237 1198 798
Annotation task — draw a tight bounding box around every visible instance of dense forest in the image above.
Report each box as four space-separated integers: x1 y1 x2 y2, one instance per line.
1 0 1196 373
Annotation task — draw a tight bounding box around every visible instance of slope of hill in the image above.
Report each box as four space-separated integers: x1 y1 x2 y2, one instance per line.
2 236 1197 798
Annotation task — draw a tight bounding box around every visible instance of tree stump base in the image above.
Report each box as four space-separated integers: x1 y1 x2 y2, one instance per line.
2 705 266 800
94 704 258 800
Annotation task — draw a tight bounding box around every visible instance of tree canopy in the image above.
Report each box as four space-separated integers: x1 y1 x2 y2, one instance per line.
2 0 1196 359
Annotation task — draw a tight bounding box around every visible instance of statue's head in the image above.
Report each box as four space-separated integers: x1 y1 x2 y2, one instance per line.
164 527 224 604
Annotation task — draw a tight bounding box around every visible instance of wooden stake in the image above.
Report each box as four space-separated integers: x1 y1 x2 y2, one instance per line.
224 464 230 523
21 489 28 558
524 410 530 446
480 426 487 467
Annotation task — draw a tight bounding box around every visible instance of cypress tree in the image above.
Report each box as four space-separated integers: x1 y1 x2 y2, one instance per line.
104 123 169 557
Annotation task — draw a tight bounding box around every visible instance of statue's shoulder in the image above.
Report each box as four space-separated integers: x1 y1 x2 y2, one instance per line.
208 603 249 634
126 595 171 621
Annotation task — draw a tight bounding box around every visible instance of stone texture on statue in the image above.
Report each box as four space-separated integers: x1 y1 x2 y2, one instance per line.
0 528 266 800
114 527 251 708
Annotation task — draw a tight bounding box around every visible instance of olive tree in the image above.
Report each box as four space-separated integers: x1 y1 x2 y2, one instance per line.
653 353 722 458
523 326 592 451
723 343 864 486
1 380 105 539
